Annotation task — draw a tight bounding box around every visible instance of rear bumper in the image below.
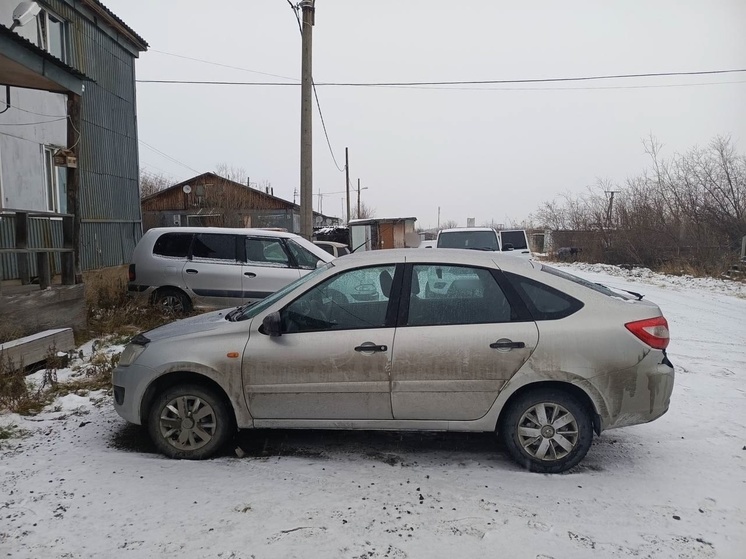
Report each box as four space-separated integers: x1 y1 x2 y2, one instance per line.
590 352 675 431
127 283 155 303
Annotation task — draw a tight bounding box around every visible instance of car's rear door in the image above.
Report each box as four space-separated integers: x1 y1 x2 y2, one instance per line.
241 236 302 302
183 232 244 308
390 263 539 421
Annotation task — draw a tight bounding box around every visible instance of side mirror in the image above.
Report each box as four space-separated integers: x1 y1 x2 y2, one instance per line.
502 243 514 252
262 312 282 337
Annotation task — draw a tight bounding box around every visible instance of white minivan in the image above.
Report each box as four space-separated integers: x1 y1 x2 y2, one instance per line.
128 227 334 312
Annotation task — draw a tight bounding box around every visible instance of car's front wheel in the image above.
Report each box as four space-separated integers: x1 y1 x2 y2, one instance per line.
148 384 234 459
500 388 593 473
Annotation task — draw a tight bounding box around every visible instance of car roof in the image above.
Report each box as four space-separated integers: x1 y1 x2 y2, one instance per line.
145 227 300 239
438 227 496 234
336 248 535 273
314 241 348 247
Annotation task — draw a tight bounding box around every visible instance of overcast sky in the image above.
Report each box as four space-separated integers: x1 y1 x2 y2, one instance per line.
105 0 746 229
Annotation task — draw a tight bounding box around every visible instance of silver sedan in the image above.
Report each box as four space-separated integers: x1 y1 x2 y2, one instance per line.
113 249 674 473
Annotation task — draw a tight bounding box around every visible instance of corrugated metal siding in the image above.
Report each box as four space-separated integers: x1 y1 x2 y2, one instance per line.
80 221 139 269
0 215 64 280
46 0 143 269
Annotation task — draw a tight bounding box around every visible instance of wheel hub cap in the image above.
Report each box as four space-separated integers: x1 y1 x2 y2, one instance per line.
158 396 217 451
516 402 579 461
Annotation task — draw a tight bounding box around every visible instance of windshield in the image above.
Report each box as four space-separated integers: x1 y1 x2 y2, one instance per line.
540 264 634 300
235 262 334 321
437 231 499 251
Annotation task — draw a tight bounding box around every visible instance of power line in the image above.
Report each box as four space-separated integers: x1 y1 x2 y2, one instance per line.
0 117 67 125
149 48 298 82
284 0 345 172
136 67 746 87
139 139 200 174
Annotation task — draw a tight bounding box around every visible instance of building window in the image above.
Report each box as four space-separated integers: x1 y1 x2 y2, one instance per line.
38 9 68 62
43 146 67 213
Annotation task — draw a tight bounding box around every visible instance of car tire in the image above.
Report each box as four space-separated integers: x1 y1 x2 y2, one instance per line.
148 384 234 460
153 288 191 314
500 388 593 473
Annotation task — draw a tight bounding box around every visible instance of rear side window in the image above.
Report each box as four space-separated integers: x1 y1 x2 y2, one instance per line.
245 238 291 267
153 233 192 257
505 272 583 320
192 233 238 261
286 240 322 270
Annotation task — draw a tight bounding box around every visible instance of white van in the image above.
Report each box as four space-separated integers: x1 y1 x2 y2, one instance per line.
498 230 533 259
128 227 334 312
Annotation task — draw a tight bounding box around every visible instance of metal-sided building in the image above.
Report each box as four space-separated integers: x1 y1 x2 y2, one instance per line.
0 0 147 279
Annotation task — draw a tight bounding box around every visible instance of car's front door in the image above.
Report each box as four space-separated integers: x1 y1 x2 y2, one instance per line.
390 264 539 421
183 233 244 308
241 237 302 302
244 264 400 420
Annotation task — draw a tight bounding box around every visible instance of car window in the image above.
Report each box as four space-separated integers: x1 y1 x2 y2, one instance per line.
316 243 335 256
281 265 395 333
286 239 322 270
500 231 528 250
153 233 193 258
504 272 583 320
245 238 291 268
437 231 499 250
407 265 515 326
235 262 334 321
338 246 351 256
192 233 237 261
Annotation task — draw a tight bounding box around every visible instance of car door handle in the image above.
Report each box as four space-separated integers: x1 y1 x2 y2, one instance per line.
244 272 257 278
490 340 525 349
185 269 198 274
354 342 388 353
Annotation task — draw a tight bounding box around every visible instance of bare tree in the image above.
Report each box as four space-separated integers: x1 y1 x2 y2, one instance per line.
350 201 375 220
214 163 249 185
438 219 459 231
140 170 173 199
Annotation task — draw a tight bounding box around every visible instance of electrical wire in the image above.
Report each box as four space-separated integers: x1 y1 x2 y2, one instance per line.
0 117 67 125
284 0 345 172
139 139 200 174
136 67 746 87
149 49 298 82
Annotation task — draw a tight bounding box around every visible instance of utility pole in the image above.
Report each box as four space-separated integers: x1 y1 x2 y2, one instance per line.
437 206 441 229
604 190 620 228
345 147 350 224
357 178 361 218
299 0 315 239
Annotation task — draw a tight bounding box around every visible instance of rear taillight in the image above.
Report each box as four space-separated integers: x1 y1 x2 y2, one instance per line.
625 316 670 349
128 264 136 282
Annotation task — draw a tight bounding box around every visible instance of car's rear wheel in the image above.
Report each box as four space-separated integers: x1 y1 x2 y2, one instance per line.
148 384 234 459
500 388 593 473
153 288 191 314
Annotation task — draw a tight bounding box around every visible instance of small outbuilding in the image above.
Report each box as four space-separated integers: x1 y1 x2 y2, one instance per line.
348 217 418 252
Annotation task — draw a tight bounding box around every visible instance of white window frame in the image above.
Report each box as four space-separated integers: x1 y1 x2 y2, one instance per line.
42 146 67 213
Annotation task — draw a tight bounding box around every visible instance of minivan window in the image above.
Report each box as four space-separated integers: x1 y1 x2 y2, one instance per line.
153 233 193 258
437 231 499 251
246 238 291 267
192 233 237 261
286 239 322 270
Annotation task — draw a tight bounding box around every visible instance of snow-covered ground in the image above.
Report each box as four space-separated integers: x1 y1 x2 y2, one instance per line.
1 264 744 559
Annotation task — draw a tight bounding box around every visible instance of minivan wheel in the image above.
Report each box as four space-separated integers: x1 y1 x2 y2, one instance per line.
148 384 234 459
500 388 593 473
153 288 191 314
